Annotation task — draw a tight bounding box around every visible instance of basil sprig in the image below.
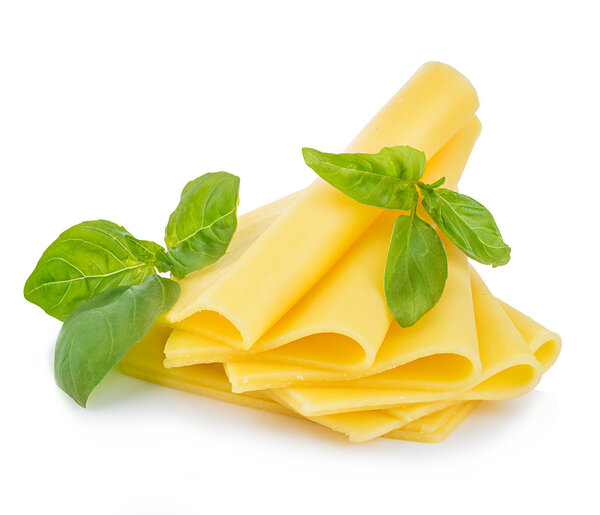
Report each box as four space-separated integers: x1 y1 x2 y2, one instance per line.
24 172 239 406
303 145 510 326
24 172 239 320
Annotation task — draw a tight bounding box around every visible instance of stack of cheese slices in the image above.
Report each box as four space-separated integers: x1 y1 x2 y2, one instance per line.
118 62 561 443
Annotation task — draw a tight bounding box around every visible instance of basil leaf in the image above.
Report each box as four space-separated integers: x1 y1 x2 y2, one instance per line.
54 274 180 407
165 172 240 279
420 188 511 267
24 220 166 321
302 146 425 210
384 212 448 327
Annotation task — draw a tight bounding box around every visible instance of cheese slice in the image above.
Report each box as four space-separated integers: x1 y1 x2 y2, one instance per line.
267 389 461 442
499 300 561 372
385 401 480 443
164 116 482 376
121 299 558 444
164 62 479 351
119 326 479 442
232 296 561 441
118 326 295 417
270 269 548 416
155 190 300 328
118 283 557 443
224 240 479 392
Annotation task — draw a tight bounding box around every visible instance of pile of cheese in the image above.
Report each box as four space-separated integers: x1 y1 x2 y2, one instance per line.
118 62 561 443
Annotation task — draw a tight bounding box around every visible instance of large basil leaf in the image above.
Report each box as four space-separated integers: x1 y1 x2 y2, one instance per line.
24 220 168 321
384 213 448 327
54 274 180 407
302 146 425 210
165 172 240 279
421 188 511 267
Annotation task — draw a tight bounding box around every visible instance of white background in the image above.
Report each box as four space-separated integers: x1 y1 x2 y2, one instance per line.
1 1 598 513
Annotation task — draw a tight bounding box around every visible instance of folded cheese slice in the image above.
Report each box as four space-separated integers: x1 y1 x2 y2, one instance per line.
118 326 480 442
164 62 479 351
385 401 480 443
270 270 554 416
118 273 559 442
155 190 300 329
224 240 479 392
164 116 482 375
118 326 295 417
267 388 462 442
499 300 561 373
261 297 562 441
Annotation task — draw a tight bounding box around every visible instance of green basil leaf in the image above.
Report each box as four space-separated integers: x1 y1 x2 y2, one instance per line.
302 146 425 210
420 188 511 267
54 274 180 407
384 212 448 327
165 172 240 279
24 220 166 321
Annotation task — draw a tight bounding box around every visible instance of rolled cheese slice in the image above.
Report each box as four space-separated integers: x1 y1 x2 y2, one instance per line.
164 62 479 350
164 117 482 375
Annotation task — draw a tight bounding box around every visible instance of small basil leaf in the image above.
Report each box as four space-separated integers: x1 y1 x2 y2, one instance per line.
384 213 448 327
165 172 240 279
151 246 174 274
302 146 424 210
420 188 511 267
419 176 446 190
54 274 180 407
24 220 164 321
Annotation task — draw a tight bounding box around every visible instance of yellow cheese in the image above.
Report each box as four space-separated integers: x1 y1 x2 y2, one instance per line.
164 62 479 352
499 300 561 372
121 308 555 443
267 390 461 442
224 240 479 392
155 190 300 328
118 326 295 417
119 326 479 442
167 212 396 371
347 62 479 158
385 401 480 443
270 270 548 417
115 62 560 444
164 116 482 376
